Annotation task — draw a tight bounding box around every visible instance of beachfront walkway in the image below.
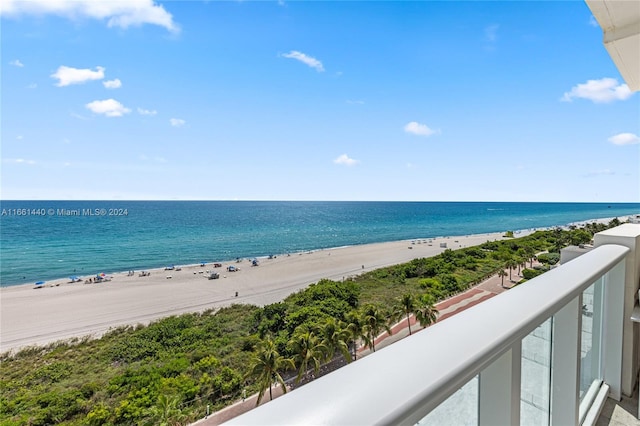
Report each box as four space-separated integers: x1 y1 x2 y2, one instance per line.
193 267 520 425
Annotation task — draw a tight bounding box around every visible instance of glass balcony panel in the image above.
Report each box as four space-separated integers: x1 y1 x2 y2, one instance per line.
579 278 604 412
521 318 552 425
417 376 478 426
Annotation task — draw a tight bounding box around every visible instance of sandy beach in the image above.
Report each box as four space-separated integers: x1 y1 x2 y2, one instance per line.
1 231 532 354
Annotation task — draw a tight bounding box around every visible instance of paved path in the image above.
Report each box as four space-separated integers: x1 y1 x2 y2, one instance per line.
191 385 289 426
194 266 524 425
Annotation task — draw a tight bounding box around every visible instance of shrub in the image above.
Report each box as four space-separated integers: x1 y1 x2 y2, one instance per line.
522 268 544 280
418 277 440 290
537 253 560 265
463 247 486 259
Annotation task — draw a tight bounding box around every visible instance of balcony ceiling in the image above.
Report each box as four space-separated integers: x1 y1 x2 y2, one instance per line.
586 0 640 91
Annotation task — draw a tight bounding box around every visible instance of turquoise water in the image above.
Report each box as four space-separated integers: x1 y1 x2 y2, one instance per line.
1 201 638 286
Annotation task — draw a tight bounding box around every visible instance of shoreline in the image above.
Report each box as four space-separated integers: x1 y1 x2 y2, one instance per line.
1 232 510 353
0 216 632 354
2 231 531 291
1 214 635 289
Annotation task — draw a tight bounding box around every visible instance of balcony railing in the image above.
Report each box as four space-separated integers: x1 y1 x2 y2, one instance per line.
227 240 635 426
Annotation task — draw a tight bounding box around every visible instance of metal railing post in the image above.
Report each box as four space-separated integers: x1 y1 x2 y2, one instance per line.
551 296 581 426
479 343 522 425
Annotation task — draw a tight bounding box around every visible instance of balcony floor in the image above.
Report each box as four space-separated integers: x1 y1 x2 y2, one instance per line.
597 387 640 426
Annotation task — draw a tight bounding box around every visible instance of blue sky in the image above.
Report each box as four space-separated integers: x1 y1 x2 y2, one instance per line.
1 0 638 202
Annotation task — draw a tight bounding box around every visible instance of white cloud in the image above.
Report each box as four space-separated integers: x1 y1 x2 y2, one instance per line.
4 158 36 165
16 135 23 140
0 0 179 33
404 121 439 137
282 50 324 72
584 169 615 177
9 59 24 67
26 83 37 89
138 107 157 116
170 118 185 127
561 78 633 103
334 154 359 166
485 24 499 42
85 99 131 117
103 78 122 89
51 65 105 87
608 132 640 146
70 112 89 120
346 100 365 105
589 15 599 27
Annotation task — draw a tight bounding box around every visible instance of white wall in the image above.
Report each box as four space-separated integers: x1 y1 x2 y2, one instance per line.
594 223 640 397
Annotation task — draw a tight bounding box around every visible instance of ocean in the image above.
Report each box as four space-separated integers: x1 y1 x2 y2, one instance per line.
1 201 638 287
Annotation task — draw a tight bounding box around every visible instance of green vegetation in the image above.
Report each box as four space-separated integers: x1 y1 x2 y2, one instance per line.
522 268 546 280
537 252 560 265
0 305 257 425
246 338 292 405
0 220 622 425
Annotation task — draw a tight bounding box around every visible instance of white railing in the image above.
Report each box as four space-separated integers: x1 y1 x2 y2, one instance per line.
226 244 630 426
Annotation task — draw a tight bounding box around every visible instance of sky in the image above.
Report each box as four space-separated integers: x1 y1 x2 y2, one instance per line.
1 0 639 202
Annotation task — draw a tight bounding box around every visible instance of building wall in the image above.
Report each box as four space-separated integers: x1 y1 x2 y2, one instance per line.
594 224 640 397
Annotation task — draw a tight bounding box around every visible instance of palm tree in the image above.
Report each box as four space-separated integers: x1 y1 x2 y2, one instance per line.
515 250 527 275
361 304 392 352
505 259 519 282
497 269 508 287
394 293 417 335
520 259 527 275
246 338 293 405
415 294 439 328
151 394 184 426
320 317 352 363
553 227 568 252
523 246 536 268
288 329 326 384
344 310 364 360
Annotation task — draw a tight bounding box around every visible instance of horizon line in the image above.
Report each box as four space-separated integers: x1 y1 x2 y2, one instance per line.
2 199 639 204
